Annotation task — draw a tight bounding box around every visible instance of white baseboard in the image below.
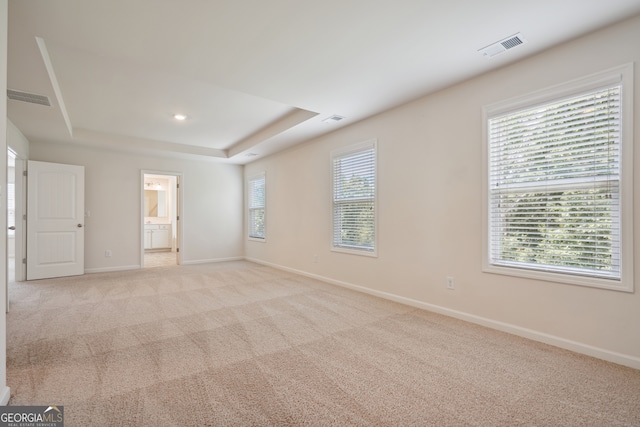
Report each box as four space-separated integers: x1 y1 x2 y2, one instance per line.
0 386 10 405
182 256 244 266
85 265 140 274
84 257 245 273
246 257 640 371
84 256 246 272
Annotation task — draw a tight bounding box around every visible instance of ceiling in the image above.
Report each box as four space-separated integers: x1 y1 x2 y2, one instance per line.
8 1 640 164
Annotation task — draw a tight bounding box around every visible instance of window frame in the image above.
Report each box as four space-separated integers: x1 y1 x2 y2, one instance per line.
482 64 634 292
247 172 266 242
331 139 378 257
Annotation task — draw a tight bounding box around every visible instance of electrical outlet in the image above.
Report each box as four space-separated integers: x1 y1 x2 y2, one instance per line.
446 276 455 290
105 250 112 257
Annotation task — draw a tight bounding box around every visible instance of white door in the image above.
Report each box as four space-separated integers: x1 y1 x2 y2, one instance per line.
27 161 85 280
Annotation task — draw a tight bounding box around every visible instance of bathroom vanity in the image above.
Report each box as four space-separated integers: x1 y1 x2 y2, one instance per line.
144 224 171 249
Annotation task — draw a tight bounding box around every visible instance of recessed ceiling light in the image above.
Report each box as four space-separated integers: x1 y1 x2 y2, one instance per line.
173 114 187 121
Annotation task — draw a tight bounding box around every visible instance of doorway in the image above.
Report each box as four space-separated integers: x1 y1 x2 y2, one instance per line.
6 150 25 283
7 151 16 286
142 172 181 268
6 150 23 312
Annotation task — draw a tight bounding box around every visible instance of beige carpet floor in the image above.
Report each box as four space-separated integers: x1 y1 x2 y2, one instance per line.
7 261 640 426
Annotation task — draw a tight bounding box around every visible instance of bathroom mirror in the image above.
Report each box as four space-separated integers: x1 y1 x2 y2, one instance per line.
144 190 167 217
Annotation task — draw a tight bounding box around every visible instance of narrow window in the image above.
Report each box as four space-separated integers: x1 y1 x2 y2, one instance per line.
483 64 633 291
332 140 377 255
248 173 265 240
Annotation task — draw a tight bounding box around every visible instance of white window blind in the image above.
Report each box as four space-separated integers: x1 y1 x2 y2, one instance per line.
248 173 265 239
332 142 376 253
488 85 621 280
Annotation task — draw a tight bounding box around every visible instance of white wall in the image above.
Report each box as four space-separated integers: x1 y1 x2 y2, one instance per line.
0 0 9 406
7 120 29 159
245 15 640 368
30 142 244 271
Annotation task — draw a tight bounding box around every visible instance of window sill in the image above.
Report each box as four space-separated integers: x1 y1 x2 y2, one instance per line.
331 246 377 258
482 263 632 293
248 237 266 243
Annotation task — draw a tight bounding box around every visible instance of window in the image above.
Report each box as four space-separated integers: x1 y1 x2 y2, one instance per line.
332 140 377 255
483 64 633 291
248 173 265 240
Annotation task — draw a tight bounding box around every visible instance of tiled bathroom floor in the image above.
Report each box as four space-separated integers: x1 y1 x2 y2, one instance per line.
144 251 177 268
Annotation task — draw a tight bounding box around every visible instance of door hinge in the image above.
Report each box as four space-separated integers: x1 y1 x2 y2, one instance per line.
177 183 179 189
177 248 180 253
23 170 27 177
177 215 179 221
22 258 26 265
23 214 27 220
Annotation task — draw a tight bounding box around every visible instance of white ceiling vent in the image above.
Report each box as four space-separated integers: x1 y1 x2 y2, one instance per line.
322 114 345 124
478 33 526 58
7 89 51 106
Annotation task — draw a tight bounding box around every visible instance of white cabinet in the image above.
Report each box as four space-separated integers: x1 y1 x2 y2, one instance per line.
153 226 170 248
144 224 171 249
144 228 152 249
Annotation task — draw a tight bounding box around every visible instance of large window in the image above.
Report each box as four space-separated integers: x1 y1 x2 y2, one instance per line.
331 140 377 255
483 64 633 291
248 173 265 240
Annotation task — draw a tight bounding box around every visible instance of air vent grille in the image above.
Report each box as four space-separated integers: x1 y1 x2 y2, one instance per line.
7 89 51 106
501 36 523 49
322 114 345 124
478 32 526 58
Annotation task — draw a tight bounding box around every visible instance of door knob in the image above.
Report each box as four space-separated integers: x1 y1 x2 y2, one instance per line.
77 224 83 228
8 226 15 230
